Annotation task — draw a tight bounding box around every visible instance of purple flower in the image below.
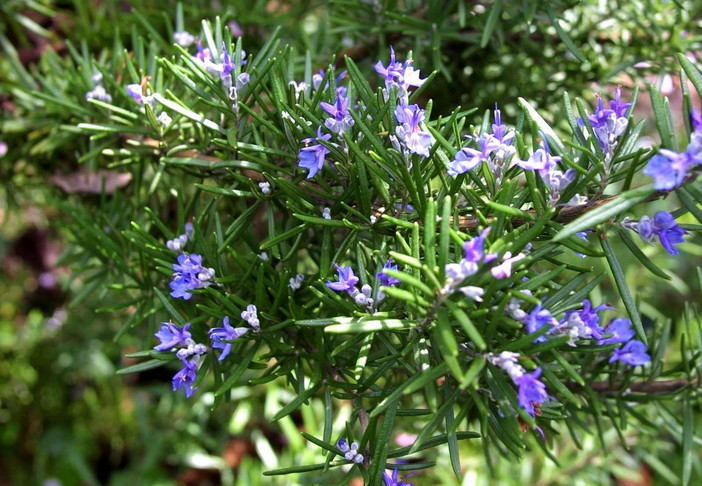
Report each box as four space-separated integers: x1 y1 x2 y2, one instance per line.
320 87 354 134
377 260 401 286
326 265 359 294
490 251 526 279
394 104 434 157
644 132 702 190
336 438 364 464
448 133 499 176
491 105 515 146
195 42 213 64
85 85 112 102
209 316 250 361
383 468 412 486
691 108 702 133
462 227 491 262
169 253 216 300
298 129 332 179
516 145 561 173
514 367 549 417
172 358 199 397
524 304 555 343
154 322 192 351
643 149 696 190
637 211 687 255
173 31 195 47
375 47 426 99
166 222 194 251
126 84 144 104
579 88 630 155
241 304 261 330
560 299 611 341
598 318 635 346
448 106 515 177
518 141 574 205
609 340 651 366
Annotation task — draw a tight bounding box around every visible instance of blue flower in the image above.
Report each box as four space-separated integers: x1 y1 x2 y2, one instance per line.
516 144 561 173
560 299 611 342
691 108 702 133
644 132 702 190
637 211 687 255
320 87 354 134
154 322 192 351
169 253 216 300
241 304 261 330
326 265 359 294
394 103 434 157
383 468 412 486
514 367 549 417
580 88 630 155
166 222 194 251
448 106 515 177
172 358 199 397
609 340 651 366
491 105 515 147
375 47 426 100
336 438 364 464
126 83 144 104
524 304 555 343
517 140 574 205
448 133 499 176
377 260 401 287
209 316 250 361
643 149 696 191
298 129 332 179
598 318 635 346
462 227 492 263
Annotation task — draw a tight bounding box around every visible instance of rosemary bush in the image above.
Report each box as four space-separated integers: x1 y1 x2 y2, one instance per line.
2 1 702 484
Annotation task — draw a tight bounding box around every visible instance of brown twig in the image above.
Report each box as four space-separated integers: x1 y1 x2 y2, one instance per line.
567 376 700 395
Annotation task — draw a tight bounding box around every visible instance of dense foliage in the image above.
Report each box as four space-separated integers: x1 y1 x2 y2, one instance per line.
1 1 702 485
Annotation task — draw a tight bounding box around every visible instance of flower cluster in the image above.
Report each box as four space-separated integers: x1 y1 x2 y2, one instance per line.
326 260 400 309
169 253 216 300
644 115 702 190
209 306 259 361
336 438 364 464
374 47 426 101
517 139 575 206
326 264 374 309
375 48 433 157
289 273 304 291
622 210 687 255
520 299 651 366
85 72 112 102
580 87 631 158
487 351 549 417
442 228 526 300
448 105 515 180
394 103 434 157
154 306 259 396
154 322 207 398
166 222 194 251
320 87 354 134
443 228 494 299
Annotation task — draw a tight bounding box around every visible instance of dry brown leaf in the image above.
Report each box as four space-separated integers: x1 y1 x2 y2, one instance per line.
50 169 132 194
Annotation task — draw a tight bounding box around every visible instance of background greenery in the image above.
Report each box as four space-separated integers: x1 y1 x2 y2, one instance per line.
1 0 701 484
